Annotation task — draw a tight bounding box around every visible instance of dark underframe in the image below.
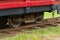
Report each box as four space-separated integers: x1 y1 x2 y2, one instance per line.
0 5 54 16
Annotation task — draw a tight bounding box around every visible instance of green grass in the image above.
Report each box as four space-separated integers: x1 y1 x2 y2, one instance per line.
44 10 60 19
1 11 60 40
2 27 60 40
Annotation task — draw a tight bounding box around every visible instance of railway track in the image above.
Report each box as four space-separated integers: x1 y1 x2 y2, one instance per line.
0 17 60 39
17 17 60 28
0 17 60 33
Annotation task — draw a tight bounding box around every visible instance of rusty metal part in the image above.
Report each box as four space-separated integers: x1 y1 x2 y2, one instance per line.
23 13 35 23
35 12 44 23
8 15 22 27
23 12 44 23
7 17 60 28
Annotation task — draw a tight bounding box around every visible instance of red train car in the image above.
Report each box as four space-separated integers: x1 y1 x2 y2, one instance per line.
0 0 54 9
0 0 59 27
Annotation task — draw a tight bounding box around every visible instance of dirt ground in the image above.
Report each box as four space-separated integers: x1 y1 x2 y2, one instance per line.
39 35 60 40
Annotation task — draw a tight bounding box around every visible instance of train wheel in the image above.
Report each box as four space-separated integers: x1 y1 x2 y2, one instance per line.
0 16 7 26
35 12 44 23
9 16 22 27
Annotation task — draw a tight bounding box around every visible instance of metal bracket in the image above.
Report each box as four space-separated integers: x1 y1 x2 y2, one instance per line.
52 4 60 14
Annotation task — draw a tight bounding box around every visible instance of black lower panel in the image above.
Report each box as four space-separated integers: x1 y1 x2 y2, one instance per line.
52 4 60 14
0 5 54 16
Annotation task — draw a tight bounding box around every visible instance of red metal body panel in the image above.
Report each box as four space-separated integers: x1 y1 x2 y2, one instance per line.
55 0 60 4
0 0 55 9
